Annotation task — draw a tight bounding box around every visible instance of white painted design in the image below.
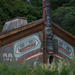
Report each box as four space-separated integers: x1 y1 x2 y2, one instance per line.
3 53 13 62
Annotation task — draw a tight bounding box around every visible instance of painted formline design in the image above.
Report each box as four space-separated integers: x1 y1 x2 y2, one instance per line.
54 54 62 59
14 35 41 58
24 52 43 62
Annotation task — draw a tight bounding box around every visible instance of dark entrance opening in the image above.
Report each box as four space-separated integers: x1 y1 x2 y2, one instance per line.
49 56 53 64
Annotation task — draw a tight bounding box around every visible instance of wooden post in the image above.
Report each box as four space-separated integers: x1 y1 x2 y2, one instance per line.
43 0 58 63
0 20 2 32
43 0 54 52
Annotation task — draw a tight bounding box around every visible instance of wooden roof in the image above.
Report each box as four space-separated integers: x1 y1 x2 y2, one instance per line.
0 19 43 37
52 22 75 46
2 17 27 32
0 19 75 46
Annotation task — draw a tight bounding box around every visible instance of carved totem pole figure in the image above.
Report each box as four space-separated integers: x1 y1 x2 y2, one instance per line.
43 0 58 55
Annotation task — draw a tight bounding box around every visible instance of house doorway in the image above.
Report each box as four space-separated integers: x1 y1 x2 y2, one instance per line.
49 56 54 64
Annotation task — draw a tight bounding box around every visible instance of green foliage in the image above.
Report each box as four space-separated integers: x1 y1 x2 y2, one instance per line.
69 0 75 6
51 0 71 9
0 59 75 75
0 0 75 35
52 6 75 35
0 0 42 27
31 0 42 7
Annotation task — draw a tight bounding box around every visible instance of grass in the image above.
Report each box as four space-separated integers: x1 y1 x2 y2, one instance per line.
0 59 75 75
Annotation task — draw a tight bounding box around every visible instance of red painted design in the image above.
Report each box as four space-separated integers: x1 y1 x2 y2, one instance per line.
17 49 41 63
59 47 71 55
19 44 35 53
24 52 43 62
8 43 14 48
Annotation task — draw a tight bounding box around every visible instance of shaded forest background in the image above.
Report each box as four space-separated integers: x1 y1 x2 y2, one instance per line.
0 0 75 35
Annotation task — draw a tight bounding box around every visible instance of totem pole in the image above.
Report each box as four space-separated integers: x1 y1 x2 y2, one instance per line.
43 0 58 57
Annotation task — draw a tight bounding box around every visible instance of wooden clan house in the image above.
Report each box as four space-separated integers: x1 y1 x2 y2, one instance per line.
0 17 75 65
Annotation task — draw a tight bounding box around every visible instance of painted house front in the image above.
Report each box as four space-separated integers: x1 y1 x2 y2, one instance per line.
0 19 75 65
